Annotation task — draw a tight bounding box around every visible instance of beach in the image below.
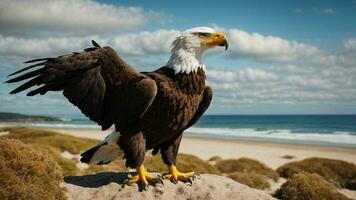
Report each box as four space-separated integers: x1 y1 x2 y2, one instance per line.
26 125 356 169
2 123 356 199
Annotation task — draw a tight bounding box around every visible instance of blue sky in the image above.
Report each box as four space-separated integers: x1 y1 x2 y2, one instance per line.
0 0 355 117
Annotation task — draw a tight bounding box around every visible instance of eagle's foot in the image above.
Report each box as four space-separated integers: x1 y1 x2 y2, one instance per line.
126 165 163 190
163 165 195 184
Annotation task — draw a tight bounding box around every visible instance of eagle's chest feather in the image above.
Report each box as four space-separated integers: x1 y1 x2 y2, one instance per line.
141 67 206 143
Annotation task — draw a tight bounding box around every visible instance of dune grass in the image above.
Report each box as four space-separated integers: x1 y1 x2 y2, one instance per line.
215 158 279 182
0 126 128 176
227 172 271 190
277 157 356 190
0 126 99 154
274 172 350 200
208 155 223 162
281 155 295 159
0 138 66 200
0 126 220 177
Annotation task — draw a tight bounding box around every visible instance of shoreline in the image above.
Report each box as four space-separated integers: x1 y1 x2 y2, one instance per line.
2 122 355 149
2 123 356 169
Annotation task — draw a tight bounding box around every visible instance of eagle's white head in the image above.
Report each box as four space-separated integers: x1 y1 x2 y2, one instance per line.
167 27 228 74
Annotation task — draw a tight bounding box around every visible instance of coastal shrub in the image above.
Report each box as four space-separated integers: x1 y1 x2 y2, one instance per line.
215 158 279 181
281 155 295 159
277 157 356 189
227 172 270 190
1 126 219 176
0 126 99 154
208 155 223 162
274 172 350 200
0 139 66 200
144 153 221 175
39 144 79 176
0 126 128 176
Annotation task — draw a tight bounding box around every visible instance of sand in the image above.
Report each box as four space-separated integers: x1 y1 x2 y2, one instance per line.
2 124 356 199
40 126 356 170
49 126 356 199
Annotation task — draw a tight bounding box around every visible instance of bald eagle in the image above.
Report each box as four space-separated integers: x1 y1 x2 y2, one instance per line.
6 27 228 187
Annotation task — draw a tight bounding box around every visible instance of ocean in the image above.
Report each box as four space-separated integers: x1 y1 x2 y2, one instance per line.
16 115 356 148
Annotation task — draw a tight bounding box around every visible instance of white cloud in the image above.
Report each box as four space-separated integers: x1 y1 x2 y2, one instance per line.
0 35 90 58
111 30 180 55
310 38 356 68
322 8 336 14
238 68 279 82
206 66 356 110
293 8 304 14
224 28 356 68
207 68 278 83
344 38 356 51
0 0 166 36
268 65 313 75
0 29 180 58
226 28 321 62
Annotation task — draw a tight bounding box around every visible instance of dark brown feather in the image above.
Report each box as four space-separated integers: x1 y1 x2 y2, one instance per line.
7 41 213 170
7 44 157 132
8 62 46 77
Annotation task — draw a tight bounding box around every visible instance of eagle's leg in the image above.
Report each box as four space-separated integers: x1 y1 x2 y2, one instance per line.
127 165 162 186
160 134 195 184
163 165 195 184
119 131 162 188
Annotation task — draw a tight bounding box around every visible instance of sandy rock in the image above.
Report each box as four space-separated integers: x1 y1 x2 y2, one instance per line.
63 172 276 200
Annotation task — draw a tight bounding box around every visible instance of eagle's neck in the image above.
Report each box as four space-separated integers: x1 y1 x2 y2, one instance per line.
166 46 206 75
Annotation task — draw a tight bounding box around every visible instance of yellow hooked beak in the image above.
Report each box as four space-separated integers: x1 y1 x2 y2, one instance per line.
202 32 228 50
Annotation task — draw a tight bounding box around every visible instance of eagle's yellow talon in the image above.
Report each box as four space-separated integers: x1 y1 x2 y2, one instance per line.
127 165 160 186
163 165 195 183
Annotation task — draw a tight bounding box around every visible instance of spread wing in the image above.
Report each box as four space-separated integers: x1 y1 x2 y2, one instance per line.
6 40 157 130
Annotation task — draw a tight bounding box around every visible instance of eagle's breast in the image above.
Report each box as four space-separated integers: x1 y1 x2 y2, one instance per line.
140 67 206 147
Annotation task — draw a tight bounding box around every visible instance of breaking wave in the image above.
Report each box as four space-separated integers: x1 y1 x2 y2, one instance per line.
185 127 356 147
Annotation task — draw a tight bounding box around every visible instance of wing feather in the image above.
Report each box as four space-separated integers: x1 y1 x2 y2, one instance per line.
7 41 157 130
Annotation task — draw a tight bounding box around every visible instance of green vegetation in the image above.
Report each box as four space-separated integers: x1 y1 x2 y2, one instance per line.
0 127 220 177
0 138 66 200
144 153 221 175
281 155 295 159
208 155 223 162
227 172 270 190
0 126 127 176
215 158 279 181
3 125 355 197
274 172 350 200
0 126 99 154
0 112 63 122
277 157 356 189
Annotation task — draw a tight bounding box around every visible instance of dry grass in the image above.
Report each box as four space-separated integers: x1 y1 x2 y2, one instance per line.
0 138 66 200
0 126 98 154
277 157 356 190
0 126 219 177
215 158 279 181
144 153 221 175
208 155 223 162
0 126 127 176
227 172 270 190
274 172 350 200
281 155 295 159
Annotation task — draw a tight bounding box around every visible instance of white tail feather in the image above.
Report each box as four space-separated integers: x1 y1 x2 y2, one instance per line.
81 130 121 164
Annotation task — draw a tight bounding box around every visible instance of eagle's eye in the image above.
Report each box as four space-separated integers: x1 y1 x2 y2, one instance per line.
192 32 210 38
198 32 210 38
